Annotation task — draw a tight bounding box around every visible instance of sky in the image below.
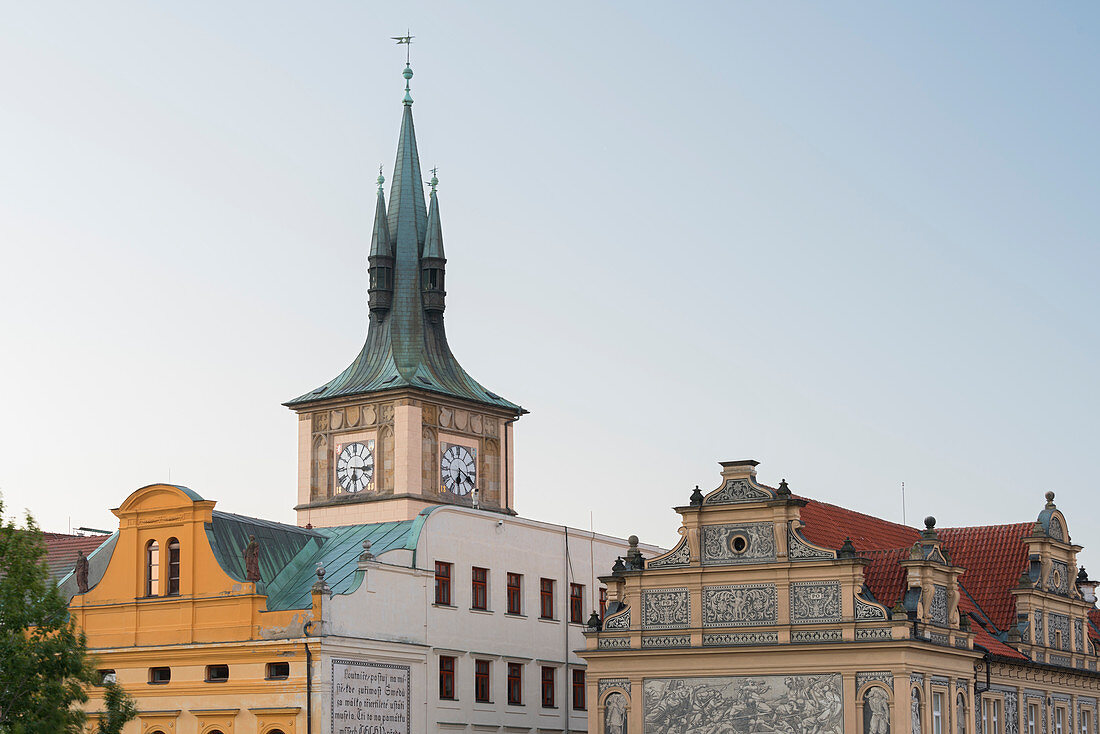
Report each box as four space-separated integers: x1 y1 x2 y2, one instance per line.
1 3 1097 566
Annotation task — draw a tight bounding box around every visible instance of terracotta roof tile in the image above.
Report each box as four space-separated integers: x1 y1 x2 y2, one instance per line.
799 498 920 551
860 548 911 607
937 523 1033 631
969 615 1028 660
42 532 109 582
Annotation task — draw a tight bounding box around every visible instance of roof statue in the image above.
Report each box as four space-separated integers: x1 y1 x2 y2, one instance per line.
285 54 522 415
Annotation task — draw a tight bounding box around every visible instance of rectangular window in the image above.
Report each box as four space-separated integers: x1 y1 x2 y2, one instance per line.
146 541 159 597
541 666 555 708
507 662 523 705
1028 703 1038 734
148 667 171 685
1056 706 1066 734
569 583 584 624
166 539 180 596
435 561 452 606
96 669 116 686
472 567 488 611
439 656 455 700
205 664 229 683
599 587 607 619
507 573 522 615
1083 708 1093 734
984 698 1003 734
572 669 586 711
475 660 491 703
932 692 943 734
266 662 290 680
540 578 555 619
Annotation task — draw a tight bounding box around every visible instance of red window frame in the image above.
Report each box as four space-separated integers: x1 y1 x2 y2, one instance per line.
475 660 491 703
435 561 452 606
439 656 455 700
472 567 488 610
599 587 607 620
507 662 523 705
541 666 555 708
572 669 586 710
540 578 555 619
507 572 522 615
569 583 584 624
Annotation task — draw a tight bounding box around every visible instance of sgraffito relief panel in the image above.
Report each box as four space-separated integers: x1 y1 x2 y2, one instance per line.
641 634 691 649
702 631 779 646
1049 613 1070 650
863 686 891 734
598 637 631 650
643 674 843 734
641 588 690 630
1006 692 1019 734
790 580 842 623
1076 619 1085 652
604 691 628 734
702 584 777 627
1049 561 1070 594
604 607 630 630
647 538 690 569
930 585 948 626
704 478 773 504
1035 610 1044 645
856 594 888 621
701 523 776 566
788 523 836 560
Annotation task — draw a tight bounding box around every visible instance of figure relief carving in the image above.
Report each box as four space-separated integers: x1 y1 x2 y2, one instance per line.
864 686 890 734
604 692 627 734
422 427 438 494
643 674 842 734
911 688 922 734
362 404 377 426
312 411 329 433
421 404 437 426
702 584 777 627
311 435 329 500
641 588 690 629
470 413 483 434
481 438 500 504
686 526 700 563
74 551 90 594
701 523 776 565
379 425 395 493
330 409 344 430
486 418 499 438
380 403 394 423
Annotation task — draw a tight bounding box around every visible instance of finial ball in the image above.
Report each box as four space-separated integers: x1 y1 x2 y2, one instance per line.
628 535 639 547
403 64 414 81
1045 491 1056 502
924 516 936 530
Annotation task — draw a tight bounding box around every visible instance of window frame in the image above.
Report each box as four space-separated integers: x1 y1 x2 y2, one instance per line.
507 662 523 706
472 566 488 611
148 666 171 685
435 561 453 606
572 669 586 711
205 664 230 683
507 572 522 615
540 578 555 620
166 537 180 596
438 655 455 700
475 659 491 704
569 583 584 624
599 587 607 620
145 540 160 597
1055 704 1066 734
541 666 556 708
266 661 290 680
932 691 943 734
1028 702 1038 734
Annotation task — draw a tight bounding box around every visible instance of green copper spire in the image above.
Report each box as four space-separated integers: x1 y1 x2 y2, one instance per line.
285 58 522 416
402 64 414 106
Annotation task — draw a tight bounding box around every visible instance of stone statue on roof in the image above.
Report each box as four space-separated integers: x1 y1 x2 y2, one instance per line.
75 550 89 594
244 535 261 583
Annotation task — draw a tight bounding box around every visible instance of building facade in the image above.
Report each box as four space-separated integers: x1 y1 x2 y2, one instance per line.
65 57 663 733
580 460 1100 734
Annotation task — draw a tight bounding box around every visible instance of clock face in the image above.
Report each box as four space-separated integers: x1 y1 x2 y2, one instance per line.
440 444 477 496
336 440 374 493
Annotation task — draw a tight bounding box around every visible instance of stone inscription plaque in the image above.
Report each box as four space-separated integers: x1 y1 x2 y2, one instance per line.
643 673 843 734
332 659 410 734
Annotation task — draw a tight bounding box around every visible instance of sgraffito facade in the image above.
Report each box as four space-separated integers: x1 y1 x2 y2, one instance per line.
580 460 1100 734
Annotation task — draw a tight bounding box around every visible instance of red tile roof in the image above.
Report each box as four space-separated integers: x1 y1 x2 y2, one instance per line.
860 547 911 607
937 523 1033 630
43 532 110 581
970 616 1028 660
799 498 920 552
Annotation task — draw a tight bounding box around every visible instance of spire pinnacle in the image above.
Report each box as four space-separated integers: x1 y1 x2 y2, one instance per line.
393 32 416 106
377 165 385 192
429 167 438 194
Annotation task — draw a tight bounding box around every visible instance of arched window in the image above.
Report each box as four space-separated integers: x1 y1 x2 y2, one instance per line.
145 540 160 596
166 538 180 596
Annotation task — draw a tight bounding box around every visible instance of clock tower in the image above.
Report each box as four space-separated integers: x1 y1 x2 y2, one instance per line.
285 62 524 527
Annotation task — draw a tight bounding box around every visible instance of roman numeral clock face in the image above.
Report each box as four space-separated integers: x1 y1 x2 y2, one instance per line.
336 441 374 493
440 444 476 496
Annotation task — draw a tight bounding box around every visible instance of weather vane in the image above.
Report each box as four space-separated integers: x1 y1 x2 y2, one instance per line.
392 31 414 65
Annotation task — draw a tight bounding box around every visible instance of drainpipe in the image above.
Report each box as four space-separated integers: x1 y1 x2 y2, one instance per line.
503 416 518 511
304 620 315 734
564 526 571 733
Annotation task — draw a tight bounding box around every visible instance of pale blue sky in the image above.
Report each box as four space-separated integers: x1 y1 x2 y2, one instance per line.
1 3 1097 565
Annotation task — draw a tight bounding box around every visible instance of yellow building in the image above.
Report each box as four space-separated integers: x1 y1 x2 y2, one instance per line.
580 460 1100 734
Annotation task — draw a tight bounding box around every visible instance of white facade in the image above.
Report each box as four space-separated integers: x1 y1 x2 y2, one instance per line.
313 506 663 733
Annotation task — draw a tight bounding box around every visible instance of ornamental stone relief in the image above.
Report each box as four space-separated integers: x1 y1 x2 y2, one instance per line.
1049 517 1065 541
701 631 779 647
1035 610 1044 644
641 588 690 630
1048 612 1070 650
702 584 777 627
701 523 776 566
603 606 630 630
855 627 892 641
647 538 691 569
930 585 949 626
1076 618 1084 652
788 523 837 560
1049 561 1070 594
640 635 691 649
598 637 630 650
790 581 842 623
1005 691 1019 734
703 478 774 505
856 671 893 688
643 674 842 734
598 679 631 697
791 629 843 643
856 594 888 621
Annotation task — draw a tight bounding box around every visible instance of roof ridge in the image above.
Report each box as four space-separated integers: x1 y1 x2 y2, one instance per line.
798 496 917 532
938 521 1035 532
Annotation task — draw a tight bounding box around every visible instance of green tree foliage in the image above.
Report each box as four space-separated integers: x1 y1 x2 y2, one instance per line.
0 499 135 733
95 681 137 734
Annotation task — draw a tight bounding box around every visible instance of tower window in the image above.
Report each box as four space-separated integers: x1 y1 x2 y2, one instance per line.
166 538 180 596
423 268 442 290
145 540 159 597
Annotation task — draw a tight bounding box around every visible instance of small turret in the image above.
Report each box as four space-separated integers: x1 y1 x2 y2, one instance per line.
368 171 395 315
421 170 446 318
